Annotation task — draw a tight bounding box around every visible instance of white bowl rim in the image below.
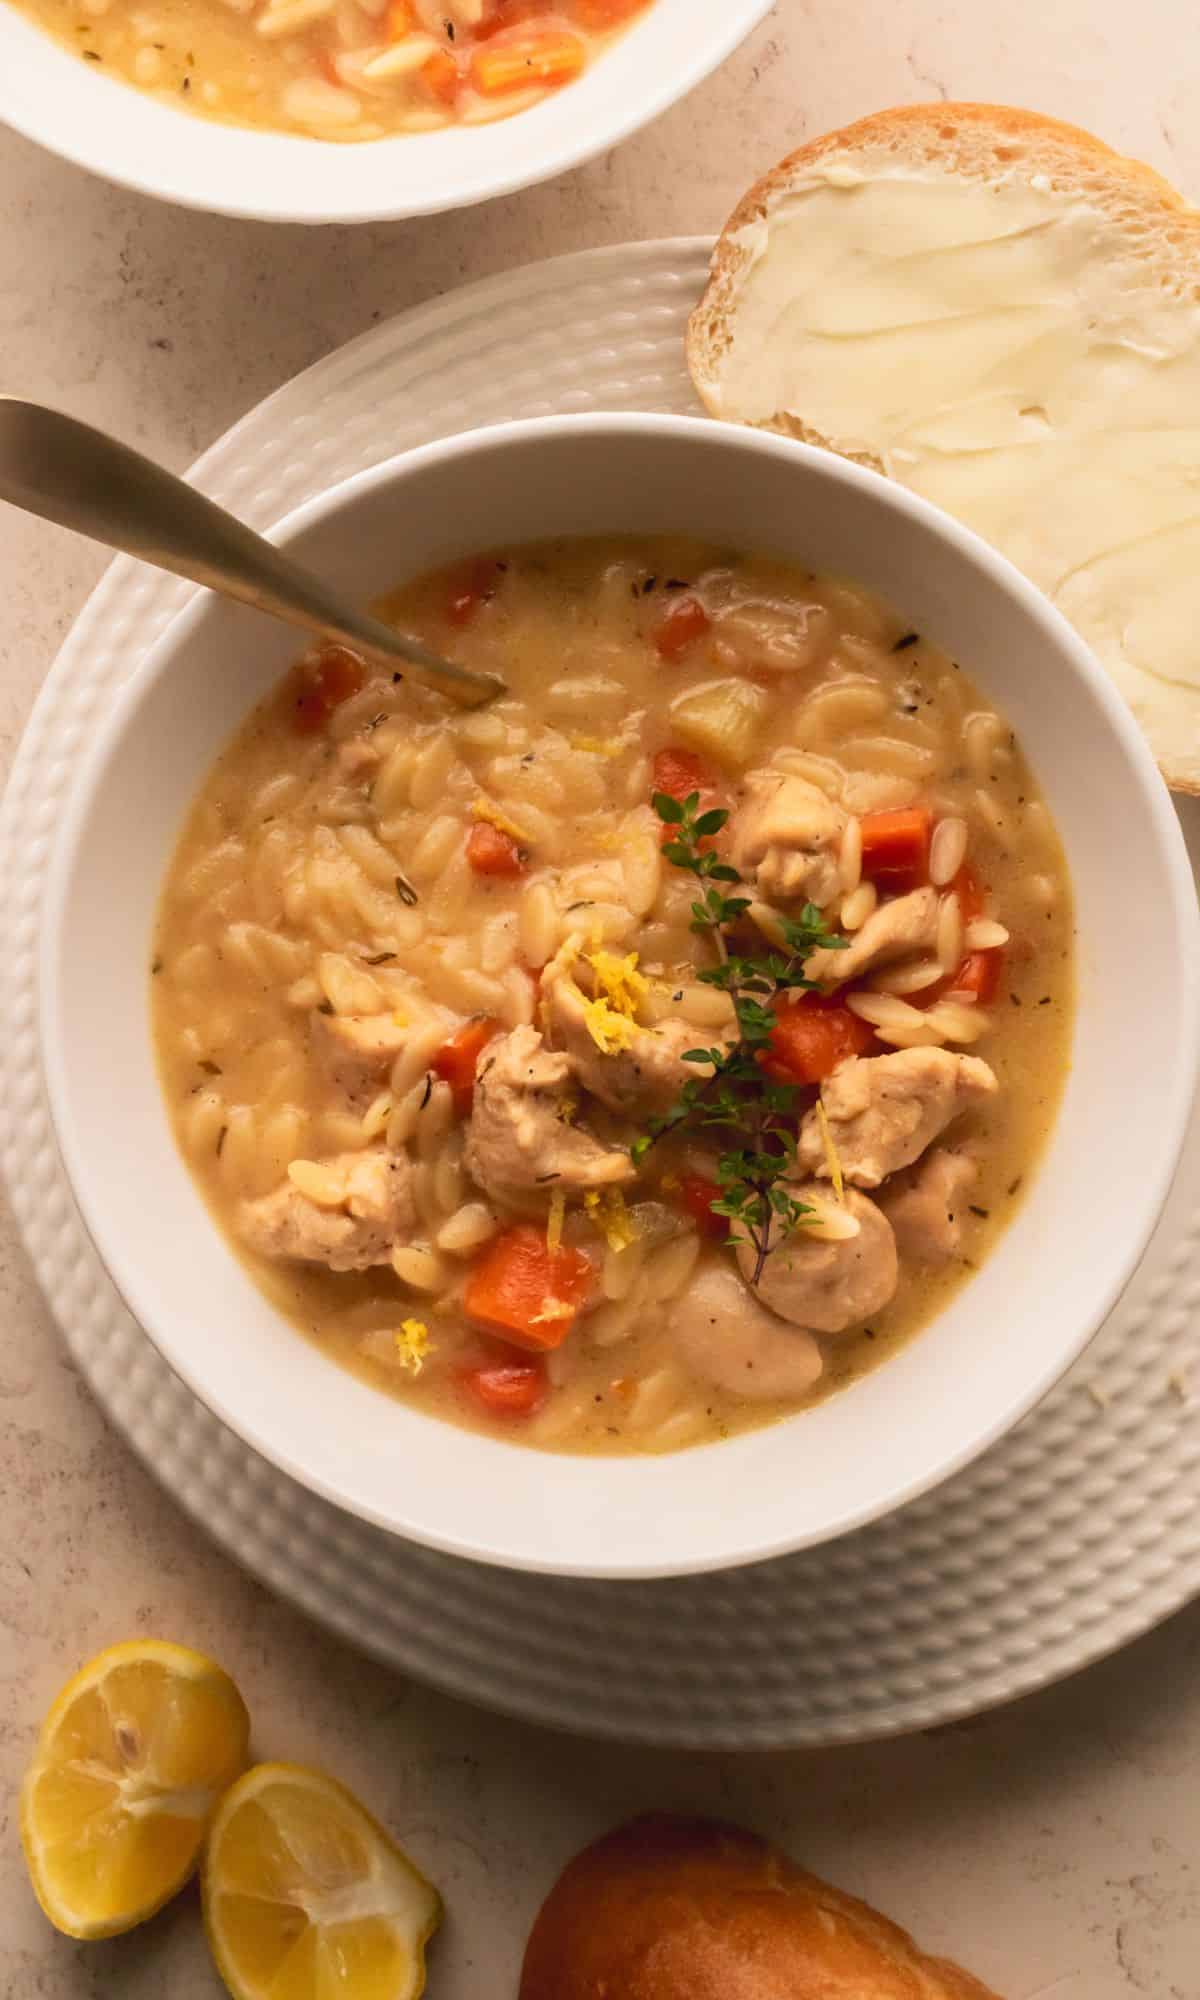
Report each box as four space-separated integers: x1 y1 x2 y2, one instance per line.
0 0 773 224
38 412 1200 1577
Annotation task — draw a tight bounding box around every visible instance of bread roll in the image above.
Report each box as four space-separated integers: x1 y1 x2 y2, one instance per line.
688 104 1200 793
519 1812 1001 1998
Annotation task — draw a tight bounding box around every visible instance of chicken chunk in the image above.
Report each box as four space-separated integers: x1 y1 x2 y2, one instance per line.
804 885 939 987
464 1025 634 1211
797 1049 998 1189
737 1185 898 1334
730 770 846 908
543 969 705 1121
239 1149 413 1272
672 1261 824 1402
311 1008 409 1106
879 1146 980 1265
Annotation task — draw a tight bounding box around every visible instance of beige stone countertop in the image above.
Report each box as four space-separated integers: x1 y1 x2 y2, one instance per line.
2 3 1200 1994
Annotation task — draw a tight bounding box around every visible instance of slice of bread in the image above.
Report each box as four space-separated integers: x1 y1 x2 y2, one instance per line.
688 104 1200 793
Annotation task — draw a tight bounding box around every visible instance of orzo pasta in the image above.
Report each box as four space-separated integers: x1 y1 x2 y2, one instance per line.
152 537 1073 1454
11 0 655 142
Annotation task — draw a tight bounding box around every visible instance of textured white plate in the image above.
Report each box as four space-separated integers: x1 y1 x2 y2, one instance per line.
4 239 1200 1747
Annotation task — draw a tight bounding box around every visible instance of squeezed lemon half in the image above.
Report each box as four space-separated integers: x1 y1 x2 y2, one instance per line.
203 1762 442 2000
20 1638 251 1939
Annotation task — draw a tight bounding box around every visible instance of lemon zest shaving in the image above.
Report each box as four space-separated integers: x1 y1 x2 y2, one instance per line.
603 1190 639 1252
581 997 640 1055
568 735 622 757
585 1188 639 1253
556 1085 580 1126
546 1189 566 1254
394 1319 432 1375
470 796 531 845
579 948 650 1055
588 949 649 1018
529 1297 574 1327
815 1101 845 1205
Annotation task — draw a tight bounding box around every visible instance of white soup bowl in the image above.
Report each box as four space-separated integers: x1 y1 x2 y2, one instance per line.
0 0 771 223
41 414 1200 1577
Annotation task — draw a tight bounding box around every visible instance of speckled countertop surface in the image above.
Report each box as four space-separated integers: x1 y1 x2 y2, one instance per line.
2 4 1200 1994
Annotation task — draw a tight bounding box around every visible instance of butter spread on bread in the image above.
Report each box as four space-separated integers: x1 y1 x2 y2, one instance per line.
689 104 1200 792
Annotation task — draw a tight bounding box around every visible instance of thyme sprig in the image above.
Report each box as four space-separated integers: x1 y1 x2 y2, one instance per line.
634 790 848 1284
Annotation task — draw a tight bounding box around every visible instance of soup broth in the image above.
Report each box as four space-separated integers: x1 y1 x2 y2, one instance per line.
10 0 655 141
152 537 1073 1454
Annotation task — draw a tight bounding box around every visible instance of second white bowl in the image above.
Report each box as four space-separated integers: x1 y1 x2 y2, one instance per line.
0 0 771 223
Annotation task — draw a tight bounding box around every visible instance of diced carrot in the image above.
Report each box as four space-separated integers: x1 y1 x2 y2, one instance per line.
910 862 997 1008
290 645 366 734
651 748 725 848
651 746 718 803
471 26 586 94
445 557 503 627
654 594 710 660
467 820 527 877
464 1224 592 1352
422 46 461 105
914 907 1005 1008
762 994 878 1085
432 1017 499 1116
678 1174 726 1240
951 862 986 923
473 0 545 35
946 949 1004 1004
859 806 933 891
461 1359 546 1417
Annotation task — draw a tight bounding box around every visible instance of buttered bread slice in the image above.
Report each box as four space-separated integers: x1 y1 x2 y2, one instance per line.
688 104 1200 792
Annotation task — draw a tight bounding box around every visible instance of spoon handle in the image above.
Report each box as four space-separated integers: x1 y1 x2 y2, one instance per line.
0 399 503 707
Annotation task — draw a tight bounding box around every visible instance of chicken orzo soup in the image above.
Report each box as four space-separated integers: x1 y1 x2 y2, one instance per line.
11 0 655 142
152 537 1073 1455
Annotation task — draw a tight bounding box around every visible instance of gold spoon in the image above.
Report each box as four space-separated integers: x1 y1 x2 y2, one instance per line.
0 398 504 708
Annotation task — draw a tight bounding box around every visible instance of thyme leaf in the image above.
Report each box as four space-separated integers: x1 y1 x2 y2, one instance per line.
636 790 847 1282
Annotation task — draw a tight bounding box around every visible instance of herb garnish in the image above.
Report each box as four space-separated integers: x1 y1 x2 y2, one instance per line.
632 791 847 1284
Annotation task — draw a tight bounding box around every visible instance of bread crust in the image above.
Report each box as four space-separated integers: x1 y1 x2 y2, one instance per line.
687 103 1200 795
688 103 1191 398
519 1812 1002 1999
